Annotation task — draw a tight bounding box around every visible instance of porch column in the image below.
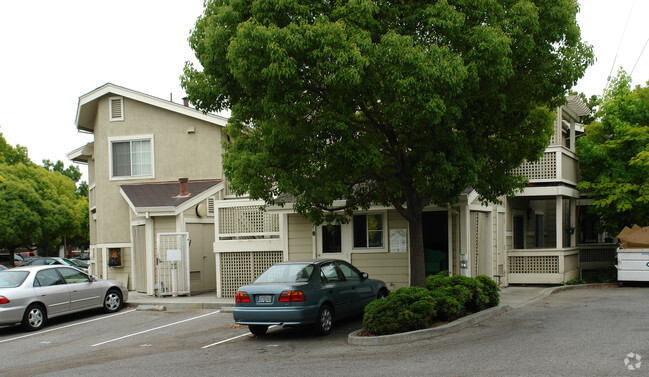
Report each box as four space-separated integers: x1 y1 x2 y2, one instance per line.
570 119 576 152
460 202 471 277
555 196 563 248
570 198 577 247
146 217 155 295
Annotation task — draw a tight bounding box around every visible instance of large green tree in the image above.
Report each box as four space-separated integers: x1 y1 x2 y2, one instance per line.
183 0 593 286
0 133 89 256
577 71 649 234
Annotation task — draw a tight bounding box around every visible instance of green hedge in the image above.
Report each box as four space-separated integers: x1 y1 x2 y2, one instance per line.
363 273 500 335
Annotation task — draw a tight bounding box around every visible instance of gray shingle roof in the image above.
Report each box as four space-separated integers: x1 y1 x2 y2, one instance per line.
120 179 222 208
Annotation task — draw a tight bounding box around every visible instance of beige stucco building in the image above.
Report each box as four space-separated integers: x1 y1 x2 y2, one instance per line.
70 86 610 298
68 83 228 295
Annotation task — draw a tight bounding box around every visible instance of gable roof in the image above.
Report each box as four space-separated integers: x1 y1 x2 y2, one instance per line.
120 179 223 216
75 83 228 132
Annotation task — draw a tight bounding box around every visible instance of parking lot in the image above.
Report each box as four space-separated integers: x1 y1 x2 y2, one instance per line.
0 304 362 377
3 287 649 376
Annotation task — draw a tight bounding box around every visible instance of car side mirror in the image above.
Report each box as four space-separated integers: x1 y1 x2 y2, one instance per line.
361 272 368 279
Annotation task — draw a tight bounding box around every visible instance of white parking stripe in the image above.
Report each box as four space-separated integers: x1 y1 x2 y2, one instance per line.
201 325 279 349
91 310 221 347
0 309 136 344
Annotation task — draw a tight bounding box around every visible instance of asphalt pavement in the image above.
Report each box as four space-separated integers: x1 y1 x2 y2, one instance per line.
125 283 618 345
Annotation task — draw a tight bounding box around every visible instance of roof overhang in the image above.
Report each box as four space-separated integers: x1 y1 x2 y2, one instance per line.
66 142 94 164
75 83 228 132
564 95 591 118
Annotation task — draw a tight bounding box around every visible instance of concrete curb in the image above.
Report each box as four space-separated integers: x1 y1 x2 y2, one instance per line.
132 302 228 310
348 305 512 346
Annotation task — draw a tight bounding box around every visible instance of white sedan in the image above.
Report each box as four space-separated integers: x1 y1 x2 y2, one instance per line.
0 265 128 331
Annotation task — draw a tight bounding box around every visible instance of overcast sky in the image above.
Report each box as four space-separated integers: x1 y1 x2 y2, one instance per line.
0 0 648 183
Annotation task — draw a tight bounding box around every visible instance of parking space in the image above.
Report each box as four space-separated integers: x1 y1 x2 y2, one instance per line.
0 303 363 376
0 307 249 376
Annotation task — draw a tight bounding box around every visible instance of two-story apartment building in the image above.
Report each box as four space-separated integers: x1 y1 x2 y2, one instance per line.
70 85 596 298
68 83 228 295
213 96 594 295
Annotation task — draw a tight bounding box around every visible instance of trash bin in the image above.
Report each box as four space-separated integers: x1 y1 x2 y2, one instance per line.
616 248 649 282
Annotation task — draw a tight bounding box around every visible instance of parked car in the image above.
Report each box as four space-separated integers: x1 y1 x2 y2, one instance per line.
233 259 388 336
20 257 88 272
0 253 24 267
18 251 35 260
0 265 128 331
0 264 9 271
68 259 89 269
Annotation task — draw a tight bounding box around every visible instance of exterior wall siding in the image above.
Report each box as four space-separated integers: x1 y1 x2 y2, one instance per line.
91 96 224 245
287 214 313 261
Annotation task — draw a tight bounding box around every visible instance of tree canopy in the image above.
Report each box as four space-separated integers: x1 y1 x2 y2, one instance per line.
0 133 89 256
577 71 649 234
183 0 593 286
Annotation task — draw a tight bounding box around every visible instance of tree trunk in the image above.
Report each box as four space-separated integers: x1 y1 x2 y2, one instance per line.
408 212 426 287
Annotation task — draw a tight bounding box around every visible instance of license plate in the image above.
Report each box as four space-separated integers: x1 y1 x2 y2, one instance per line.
257 295 273 303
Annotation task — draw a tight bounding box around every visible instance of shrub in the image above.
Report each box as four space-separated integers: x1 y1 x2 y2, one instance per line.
563 277 586 285
428 289 464 321
363 287 437 335
426 273 451 290
476 275 500 307
440 285 472 310
363 274 502 335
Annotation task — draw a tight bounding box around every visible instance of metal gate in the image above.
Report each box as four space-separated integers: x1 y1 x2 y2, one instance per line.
156 232 190 297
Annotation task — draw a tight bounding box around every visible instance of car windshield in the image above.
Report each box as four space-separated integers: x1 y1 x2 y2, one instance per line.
255 263 315 283
0 271 29 288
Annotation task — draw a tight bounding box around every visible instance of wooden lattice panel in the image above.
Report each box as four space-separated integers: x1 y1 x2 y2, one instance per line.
508 255 559 274
219 251 283 297
219 206 280 235
511 151 556 181
252 251 284 280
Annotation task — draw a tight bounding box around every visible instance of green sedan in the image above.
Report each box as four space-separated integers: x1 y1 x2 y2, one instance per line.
233 259 388 336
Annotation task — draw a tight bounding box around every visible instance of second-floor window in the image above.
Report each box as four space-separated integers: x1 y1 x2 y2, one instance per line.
110 137 153 178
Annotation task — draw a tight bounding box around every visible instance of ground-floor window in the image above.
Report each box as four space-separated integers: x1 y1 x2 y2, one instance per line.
353 214 384 248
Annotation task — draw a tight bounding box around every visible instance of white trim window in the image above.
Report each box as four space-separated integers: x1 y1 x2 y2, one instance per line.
109 135 154 179
109 96 124 121
353 213 384 248
88 184 96 211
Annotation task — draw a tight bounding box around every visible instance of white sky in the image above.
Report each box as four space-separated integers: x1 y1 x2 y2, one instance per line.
0 0 648 182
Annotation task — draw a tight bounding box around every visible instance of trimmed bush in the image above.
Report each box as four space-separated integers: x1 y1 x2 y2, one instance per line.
425 273 451 290
428 289 464 321
363 274 501 336
476 275 500 307
363 287 437 335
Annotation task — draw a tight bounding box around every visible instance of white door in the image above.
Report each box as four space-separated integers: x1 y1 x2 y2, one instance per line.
316 225 350 261
156 232 190 297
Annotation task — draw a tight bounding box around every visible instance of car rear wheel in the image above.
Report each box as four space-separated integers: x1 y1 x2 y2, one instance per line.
103 289 123 313
22 304 46 331
314 304 333 336
249 325 269 336
377 288 389 299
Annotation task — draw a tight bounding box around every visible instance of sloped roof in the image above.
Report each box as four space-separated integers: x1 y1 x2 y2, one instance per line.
75 83 228 132
120 179 223 214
